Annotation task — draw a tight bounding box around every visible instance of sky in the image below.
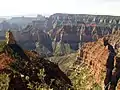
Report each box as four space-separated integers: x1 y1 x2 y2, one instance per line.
0 0 120 17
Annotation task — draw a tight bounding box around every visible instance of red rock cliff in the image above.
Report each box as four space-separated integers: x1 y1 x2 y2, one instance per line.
80 38 109 83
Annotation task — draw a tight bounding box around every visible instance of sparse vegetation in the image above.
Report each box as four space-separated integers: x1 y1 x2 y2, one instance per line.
54 42 75 56
0 40 6 52
0 40 104 90
0 74 10 90
69 63 102 90
50 52 104 90
0 41 73 90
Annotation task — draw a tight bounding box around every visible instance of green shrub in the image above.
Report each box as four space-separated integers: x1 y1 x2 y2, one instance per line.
69 64 102 90
0 74 10 90
0 41 6 52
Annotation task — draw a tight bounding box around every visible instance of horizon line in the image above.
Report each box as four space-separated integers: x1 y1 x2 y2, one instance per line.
1 13 120 19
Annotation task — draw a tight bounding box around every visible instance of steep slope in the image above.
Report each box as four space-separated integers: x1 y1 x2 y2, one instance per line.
49 24 114 54
80 38 108 83
77 31 120 89
50 53 102 90
0 42 73 89
49 30 120 90
16 27 53 54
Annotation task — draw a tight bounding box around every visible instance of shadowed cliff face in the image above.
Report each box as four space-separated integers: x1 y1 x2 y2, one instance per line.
49 24 114 51
13 27 53 55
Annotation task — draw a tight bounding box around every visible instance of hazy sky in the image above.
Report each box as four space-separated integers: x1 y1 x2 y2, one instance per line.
0 0 120 17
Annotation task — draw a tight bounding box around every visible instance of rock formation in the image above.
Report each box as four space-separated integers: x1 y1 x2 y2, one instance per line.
77 30 120 89
13 25 53 56
47 13 120 30
0 31 73 90
5 31 16 44
0 14 120 56
49 24 114 53
79 38 109 83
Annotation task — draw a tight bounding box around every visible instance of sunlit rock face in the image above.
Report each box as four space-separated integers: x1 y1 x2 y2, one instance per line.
78 38 109 83
5 31 16 44
77 30 120 89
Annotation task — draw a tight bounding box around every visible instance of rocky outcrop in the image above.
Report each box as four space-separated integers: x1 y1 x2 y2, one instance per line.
77 30 120 89
79 38 109 83
0 31 73 90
